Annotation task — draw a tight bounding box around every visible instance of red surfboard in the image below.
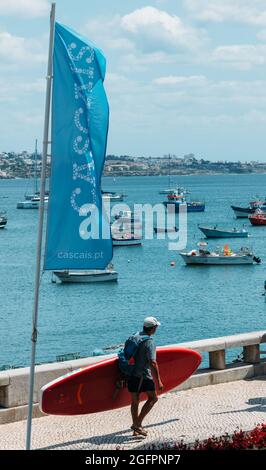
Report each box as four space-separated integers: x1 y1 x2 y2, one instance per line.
40 347 201 415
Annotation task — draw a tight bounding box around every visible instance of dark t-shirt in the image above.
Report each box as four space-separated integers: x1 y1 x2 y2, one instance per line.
132 331 156 380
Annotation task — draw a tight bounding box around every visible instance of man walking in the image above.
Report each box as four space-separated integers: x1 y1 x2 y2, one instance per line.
127 316 163 436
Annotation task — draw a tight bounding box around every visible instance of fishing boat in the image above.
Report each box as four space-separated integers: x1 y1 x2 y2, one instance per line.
158 155 189 195
52 267 118 283
179 243 261 266
249 209 266 226
163 200 205 213
198 225 248 238
163 191 205 212
231 198 266 218
0 211 7 228
159 186 189 195
231 205 256 218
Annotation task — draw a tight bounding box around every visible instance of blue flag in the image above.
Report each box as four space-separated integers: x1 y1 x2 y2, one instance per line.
44 23 112 270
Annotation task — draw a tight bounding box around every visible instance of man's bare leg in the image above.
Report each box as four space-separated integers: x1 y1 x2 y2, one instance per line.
138 391 158 427
130 393 140 427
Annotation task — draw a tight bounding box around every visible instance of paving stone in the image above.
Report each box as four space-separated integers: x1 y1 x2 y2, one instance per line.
0 377 265 450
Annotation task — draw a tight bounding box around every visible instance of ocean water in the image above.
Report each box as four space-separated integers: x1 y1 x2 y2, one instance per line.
0 174 266 369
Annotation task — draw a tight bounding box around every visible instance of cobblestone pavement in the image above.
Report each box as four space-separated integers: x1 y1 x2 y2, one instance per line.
0 377 265 450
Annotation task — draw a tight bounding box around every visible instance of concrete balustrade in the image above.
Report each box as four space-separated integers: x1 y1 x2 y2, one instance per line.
174 330 266 369
0 330 265 424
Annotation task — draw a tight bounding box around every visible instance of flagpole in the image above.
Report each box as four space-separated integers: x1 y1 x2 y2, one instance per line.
26 2 56 450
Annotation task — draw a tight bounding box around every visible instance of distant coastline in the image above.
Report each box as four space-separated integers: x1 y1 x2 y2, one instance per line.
2 171 266 181
1 151 266 179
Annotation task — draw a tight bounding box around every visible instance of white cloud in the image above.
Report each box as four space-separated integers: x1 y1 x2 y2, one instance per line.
149 76 266 114
121 6 207 53
153 75 207 86
105 73 142 95
83 15 136 58
84 7 207 61
18 79 46 93
0 0 49 17
0 32 46 64
0 78 45 108
256 29 266 41
243 109 266 123
184 0 266 26
211 45 266 70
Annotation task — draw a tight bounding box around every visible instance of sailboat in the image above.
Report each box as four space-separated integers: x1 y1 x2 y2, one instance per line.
158 154 188 195
17 140 49 209
52 265 118 283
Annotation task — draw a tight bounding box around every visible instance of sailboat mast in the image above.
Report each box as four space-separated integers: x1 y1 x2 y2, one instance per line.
168 153 171 188
34 139 38 195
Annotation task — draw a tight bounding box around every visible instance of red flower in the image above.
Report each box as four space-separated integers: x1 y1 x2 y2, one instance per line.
148 423 266 450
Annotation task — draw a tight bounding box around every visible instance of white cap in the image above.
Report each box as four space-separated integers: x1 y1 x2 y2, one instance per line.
143 316 161 328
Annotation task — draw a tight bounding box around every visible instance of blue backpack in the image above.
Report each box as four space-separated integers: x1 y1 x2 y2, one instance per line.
118 333 150 377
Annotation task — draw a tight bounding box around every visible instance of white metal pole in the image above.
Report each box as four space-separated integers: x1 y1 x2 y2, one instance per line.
26 2 56 450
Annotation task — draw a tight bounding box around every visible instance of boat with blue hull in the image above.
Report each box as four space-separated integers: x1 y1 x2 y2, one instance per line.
163 190 205 212
198 226 248 238
163 200 205 212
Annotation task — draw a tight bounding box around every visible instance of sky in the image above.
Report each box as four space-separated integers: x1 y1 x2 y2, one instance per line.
1 0 266 161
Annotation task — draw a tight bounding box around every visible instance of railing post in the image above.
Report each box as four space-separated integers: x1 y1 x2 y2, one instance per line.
209 350 226 370
243 344 260 364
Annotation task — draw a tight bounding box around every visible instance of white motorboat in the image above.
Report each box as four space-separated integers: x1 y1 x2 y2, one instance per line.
102 191 125 202
112 233 142 246
24 190 49 201
17 196 49 209
52 268 118 283
114 210 141 224
179 245 261 265
0 211 7 228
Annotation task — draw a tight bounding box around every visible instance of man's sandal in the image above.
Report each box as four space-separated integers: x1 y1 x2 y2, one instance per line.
131 425 148 437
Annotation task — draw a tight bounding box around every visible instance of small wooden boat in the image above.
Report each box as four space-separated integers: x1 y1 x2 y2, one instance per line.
198 225 248 238
154 226 178 233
